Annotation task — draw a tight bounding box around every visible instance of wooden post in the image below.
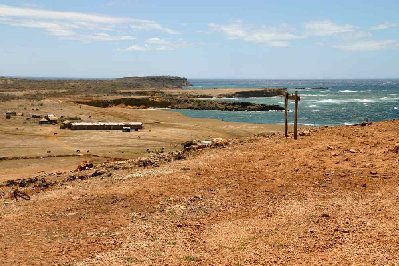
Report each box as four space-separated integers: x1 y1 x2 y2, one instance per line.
284 92 288 137
294 91 299 140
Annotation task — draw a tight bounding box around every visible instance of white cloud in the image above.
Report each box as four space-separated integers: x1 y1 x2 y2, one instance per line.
0 4 178 42
208 21 302 47
124 37 188 52
333 39 399 51
124 44 148 51
305 20 356 36
209 19 399 52
88 33 135 41
370 22 397 31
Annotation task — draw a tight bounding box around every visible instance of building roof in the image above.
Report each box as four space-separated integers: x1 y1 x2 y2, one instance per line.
71 122 143 126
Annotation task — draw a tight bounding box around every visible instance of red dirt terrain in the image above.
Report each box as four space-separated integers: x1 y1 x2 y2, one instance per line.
0 120 398 265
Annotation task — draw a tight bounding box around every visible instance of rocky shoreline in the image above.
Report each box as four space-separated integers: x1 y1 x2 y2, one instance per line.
79 96 285 112
217 88 286 98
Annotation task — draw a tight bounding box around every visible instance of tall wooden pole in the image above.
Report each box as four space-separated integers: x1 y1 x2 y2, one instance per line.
284 92 288 137
294 91 298 140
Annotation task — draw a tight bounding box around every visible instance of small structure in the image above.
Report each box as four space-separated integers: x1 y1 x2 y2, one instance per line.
38 114 59 125
6 111 17 116
122 127 131 132
283 91 301 139
63 122 143 131
39 118 50 125
6 111 16 119
60 120 71 129
45 114 58 124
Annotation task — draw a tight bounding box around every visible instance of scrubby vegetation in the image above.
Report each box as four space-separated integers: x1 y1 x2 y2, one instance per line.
0 76 190 101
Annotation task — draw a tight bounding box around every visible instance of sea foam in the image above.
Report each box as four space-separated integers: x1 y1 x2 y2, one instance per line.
317 99 376 104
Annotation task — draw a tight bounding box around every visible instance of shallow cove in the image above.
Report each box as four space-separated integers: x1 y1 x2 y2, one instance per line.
179 79 399 125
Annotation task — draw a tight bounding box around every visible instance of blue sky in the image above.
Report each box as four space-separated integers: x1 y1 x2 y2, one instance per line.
0 0 399 78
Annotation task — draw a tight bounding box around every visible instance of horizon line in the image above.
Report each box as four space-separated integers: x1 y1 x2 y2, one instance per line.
2 75 399 80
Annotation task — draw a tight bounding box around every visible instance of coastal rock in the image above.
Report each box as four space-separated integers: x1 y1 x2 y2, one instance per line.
219 88 287 98
80 96 285 112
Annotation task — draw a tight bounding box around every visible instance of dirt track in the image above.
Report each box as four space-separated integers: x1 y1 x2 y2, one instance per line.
0 120 398 265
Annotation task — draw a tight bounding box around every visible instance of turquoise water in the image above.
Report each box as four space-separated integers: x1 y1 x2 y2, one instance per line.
174 79 399 126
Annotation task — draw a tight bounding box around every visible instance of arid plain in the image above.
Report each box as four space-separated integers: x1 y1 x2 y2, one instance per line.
1 77 398 265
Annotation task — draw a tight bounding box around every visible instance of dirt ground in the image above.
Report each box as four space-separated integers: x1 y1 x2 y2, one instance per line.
0 119 398 265
0 98 282 180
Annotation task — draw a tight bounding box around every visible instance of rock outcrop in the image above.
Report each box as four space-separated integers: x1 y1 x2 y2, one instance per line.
219 88 287 98
80 96 285 112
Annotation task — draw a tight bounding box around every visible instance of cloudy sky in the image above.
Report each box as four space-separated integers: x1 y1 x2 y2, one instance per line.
0 0 398 78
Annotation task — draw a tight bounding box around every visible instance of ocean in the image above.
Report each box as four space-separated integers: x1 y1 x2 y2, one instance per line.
174 79 399 126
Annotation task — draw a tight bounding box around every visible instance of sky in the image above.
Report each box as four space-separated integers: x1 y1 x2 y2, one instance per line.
0 0 399 79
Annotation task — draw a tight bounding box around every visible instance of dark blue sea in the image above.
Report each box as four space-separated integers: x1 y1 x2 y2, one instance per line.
174 79 399 126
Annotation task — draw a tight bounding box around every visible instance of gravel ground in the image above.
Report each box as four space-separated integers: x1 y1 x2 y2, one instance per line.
0 120 398 265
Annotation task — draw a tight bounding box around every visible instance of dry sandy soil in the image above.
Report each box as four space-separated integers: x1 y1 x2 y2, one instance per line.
0 119 398 265
0 98 282 180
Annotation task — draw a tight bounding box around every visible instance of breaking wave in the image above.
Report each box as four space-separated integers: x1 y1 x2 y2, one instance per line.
317 99 376 104
339 90 357 93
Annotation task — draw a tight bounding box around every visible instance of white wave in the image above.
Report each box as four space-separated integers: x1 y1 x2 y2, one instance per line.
148 108 171 110
339 90 357 93
394 107 398 110
380 97 399 102
308 104 318 108
311 109 320 112
317 98 376 104
382 81 395 85
317 99 342 103
344 122 355 126
301 94 329 97
352 99 376 103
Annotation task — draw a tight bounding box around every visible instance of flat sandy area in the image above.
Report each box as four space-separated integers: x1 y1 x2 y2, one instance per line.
0 120 398 265
0 98 283 180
